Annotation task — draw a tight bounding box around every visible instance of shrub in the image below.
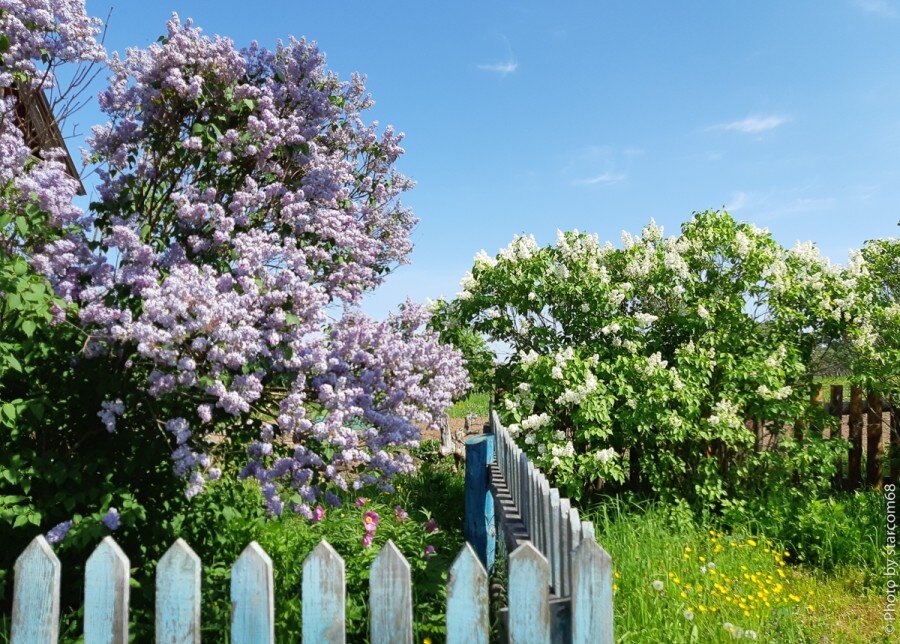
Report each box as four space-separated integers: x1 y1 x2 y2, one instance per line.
437 212 857 509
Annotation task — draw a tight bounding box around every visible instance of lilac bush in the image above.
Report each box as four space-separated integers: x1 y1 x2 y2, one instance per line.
76 15 468 512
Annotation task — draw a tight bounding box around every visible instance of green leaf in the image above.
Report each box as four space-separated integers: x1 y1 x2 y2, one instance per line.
21 320 36 338
0 35 9 53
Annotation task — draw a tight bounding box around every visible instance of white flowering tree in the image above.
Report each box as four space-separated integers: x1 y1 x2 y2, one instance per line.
437 211 858 508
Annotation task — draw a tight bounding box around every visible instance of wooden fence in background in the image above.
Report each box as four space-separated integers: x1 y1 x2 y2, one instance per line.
812 384 899 489
464 411 613 643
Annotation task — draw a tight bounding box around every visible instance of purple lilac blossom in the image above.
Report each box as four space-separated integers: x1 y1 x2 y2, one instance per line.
45 520 73 544
424 517 439 533
102 508 121 531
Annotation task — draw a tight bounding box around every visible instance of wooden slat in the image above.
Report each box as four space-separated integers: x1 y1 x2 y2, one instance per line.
571 538 614 644
302 541 346 644
369 540 413 644
527 463 536 543
540 477 551 558
11 535 60 644
868 392 884 489
559 497 572 597
508 542 551 643
892 404 900 484
548 488 561 595
519 452 530 540
446 544 489 644
568 507 583 560
230 542 274 644
849 385 863 488
85 536 130 644
156 538 201 643
581 521 595 543
465 434 496 568
830 385 844 482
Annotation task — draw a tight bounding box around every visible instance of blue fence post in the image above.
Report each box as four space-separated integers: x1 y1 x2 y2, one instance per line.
464 434 495 569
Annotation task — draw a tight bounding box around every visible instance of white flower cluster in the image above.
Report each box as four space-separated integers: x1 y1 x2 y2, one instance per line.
756 384 793 400
594 447 617 464
498 233 539 263
473 249 497 268
556 371 598 405
549 441 575 468
707 398 742 429
519 348 540 367
641 351 669 376
522 413 552 431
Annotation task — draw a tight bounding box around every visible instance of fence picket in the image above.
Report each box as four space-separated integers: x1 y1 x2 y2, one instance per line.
581 521 595 543
446 544 489 644
559 497 571 597
302 541 346 644
369 540 413 644
548 488 561 594
571 538 614 644
867 393 884 488
527 462 536 544
230 542 274 644
540 477 551 558
85 536 130 644
508 542 551 643
155 538 201 643
849 385 863 487
568 507 583 562
516 452 527 536
11 535 60 644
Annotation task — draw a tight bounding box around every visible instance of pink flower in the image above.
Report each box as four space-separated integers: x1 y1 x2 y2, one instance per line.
424 545 436 559
361 531 374 548
355 497 368 507
311 505 325 523
394 505 408 522
364 510 380 533
424 517 439 533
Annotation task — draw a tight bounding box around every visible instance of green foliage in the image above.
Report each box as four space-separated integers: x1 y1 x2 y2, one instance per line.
438 212 854 510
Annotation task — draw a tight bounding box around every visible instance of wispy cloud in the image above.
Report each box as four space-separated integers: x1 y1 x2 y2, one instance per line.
857 0 898 18
478 34 518 75
564 145 637 187
573 171 627 186
709 115 790 134
477 60 519 74
723 190 836 220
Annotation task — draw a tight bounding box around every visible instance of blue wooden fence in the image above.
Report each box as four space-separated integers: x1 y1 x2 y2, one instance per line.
9 532 611 642
464 410 614 643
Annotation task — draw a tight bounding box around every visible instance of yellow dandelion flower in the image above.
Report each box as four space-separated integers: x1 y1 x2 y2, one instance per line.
681 591 688 599
747 539 757 547
807 604 814 612
613 583 619 592
699 556 706 563
698 605 707 612
615 571 621 579
789 594 801 603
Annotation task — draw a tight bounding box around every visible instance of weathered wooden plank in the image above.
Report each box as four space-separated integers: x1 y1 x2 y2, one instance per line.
85 536 130 644
527 462 536 544
868 392 884 489
849 385 864 488
11 535 60 644
548 488 561 595
540 477 551 558
302 541 346 644
559 497 572 597
581 521 595 543
156 538 201 644
231 542 274 644
446 544 489 644
568 507 583 564
519 451 530 542
370 540 413 644
893 404 900 484
508 542 551 643
830 384 844 482
465 434 496 568
572 538 614 644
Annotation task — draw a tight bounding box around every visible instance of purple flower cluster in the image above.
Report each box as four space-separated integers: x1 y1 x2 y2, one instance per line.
3 5 470 513
0 0 104 89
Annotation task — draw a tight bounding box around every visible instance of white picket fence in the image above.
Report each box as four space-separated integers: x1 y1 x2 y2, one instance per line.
9 531 612 643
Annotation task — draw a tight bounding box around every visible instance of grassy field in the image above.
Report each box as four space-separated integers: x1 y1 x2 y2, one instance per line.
448 391 490 418
585 498 885 643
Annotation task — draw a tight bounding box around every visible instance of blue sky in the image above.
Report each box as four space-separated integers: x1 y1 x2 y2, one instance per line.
78 0 900 318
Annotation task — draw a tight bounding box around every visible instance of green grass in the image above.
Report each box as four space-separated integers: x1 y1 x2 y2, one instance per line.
584 499 885 643
448 390 490 418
